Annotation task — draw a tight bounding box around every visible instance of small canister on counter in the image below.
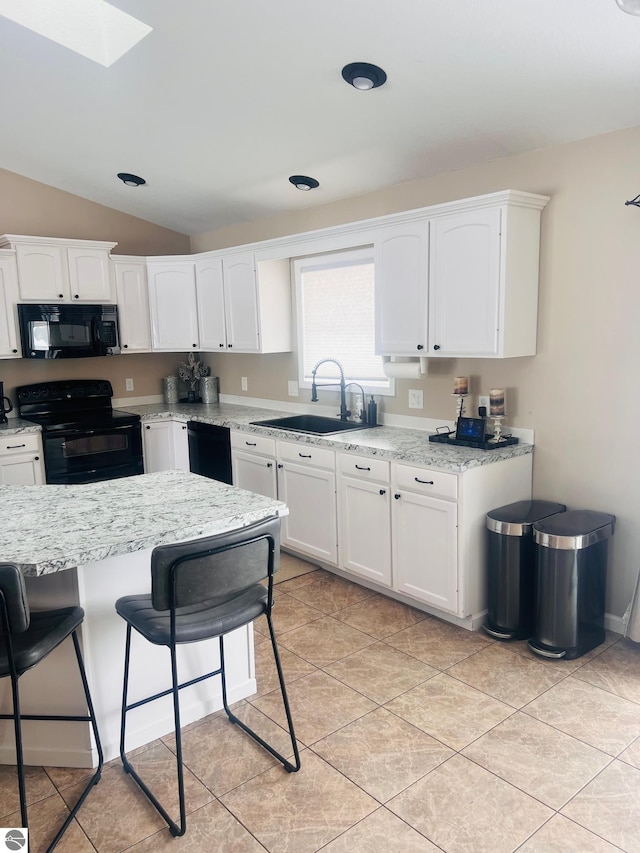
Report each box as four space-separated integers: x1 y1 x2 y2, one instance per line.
200 375 219 404
163 375 179 405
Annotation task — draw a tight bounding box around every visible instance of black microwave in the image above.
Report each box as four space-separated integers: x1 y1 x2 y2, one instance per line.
18 303 121 359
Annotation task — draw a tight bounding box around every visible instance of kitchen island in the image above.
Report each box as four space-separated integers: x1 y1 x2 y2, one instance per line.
0 471 286 767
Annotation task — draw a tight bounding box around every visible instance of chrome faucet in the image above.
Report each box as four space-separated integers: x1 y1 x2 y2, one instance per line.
310 358 350 421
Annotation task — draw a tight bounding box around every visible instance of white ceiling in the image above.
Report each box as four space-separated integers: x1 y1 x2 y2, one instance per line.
1 0 639 236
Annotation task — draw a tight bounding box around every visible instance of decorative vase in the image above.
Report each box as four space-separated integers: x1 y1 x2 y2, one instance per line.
163 376 179 405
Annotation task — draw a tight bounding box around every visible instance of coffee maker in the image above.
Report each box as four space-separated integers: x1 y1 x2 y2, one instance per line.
0 382 13 424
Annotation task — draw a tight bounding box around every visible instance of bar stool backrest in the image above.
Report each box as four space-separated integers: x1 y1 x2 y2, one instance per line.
150 516 281 612
0 563 30 634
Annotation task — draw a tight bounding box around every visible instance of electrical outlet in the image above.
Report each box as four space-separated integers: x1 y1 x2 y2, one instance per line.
125 378 134 392
479 395 490 414
288 380 299 397
408 389 423 409
241 376 248 391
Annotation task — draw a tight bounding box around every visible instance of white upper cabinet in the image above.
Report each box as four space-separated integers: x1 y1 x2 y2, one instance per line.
428 207 501 357
195 257 226 351
0 251 20 358
374 221 429 356
222 254 260 352
147 261 199 352
195 252 291 354
113 257 151 353
373 191 548 359
0 235 116 302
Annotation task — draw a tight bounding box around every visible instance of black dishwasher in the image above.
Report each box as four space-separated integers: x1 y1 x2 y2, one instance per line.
187 421 232 484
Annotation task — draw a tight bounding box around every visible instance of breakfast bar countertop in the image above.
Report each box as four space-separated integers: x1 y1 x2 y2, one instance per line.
0 469 286 577
124 401 534 473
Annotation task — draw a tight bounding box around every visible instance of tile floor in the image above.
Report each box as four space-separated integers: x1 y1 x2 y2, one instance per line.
2 552 640 852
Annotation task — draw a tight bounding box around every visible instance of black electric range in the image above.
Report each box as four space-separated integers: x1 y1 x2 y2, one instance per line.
17 380 143 484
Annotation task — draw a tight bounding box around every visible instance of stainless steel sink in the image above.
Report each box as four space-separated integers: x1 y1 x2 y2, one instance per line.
250 414 374 435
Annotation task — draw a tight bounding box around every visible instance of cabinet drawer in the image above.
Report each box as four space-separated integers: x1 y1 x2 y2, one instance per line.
277 440 335 470
394 463 458 500
231 431 276 457
339 453 389 482
0 433 41 456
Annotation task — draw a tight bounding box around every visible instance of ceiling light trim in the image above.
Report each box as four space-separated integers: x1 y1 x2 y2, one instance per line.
341 62 387 90
289 175 319 191
117 172 146 187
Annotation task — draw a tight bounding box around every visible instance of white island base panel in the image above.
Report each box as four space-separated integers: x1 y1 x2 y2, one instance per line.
0 546 256 768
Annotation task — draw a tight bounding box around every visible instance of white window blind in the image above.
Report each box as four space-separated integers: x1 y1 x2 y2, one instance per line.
294 248 389 388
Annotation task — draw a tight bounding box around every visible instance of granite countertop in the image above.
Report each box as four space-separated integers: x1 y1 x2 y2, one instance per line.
1 470 286 576
0 418 42 436
124 402 533 473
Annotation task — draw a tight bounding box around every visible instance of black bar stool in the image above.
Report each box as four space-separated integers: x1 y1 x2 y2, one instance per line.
116 515 300 837
0 563 103 853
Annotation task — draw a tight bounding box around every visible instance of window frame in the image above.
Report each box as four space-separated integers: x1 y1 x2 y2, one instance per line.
293 247 394 397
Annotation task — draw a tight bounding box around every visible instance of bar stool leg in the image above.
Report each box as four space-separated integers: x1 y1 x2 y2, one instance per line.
9 673 28 829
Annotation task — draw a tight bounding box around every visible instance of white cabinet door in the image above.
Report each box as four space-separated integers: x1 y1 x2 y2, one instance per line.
392 489 458 613
195 258 227 351
428 208 501 357
16 243 67 301
222 254 260 353
338 475 391 586
374 221 429 355
232 449 277 498
114 260 151 353
142 420 189 473
67 247 113 302
148 263 199 351
277 460 337 565
0 434 45 485
0 252 20 358
0 452 45 485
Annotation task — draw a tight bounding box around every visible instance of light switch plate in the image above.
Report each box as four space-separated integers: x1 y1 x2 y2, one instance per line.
288 380 299 397
241 377 248 391
125 378 134 392
479 395 490 413
408 389 423 409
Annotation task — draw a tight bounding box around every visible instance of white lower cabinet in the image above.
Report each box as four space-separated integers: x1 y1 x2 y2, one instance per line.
0 433 45 485
337 454 391 586
276 441 337 565
142 420 189 473
392 486 458 612
229 429 532 626
231 432 277 498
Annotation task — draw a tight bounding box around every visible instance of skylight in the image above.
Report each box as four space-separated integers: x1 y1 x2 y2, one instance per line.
0 0 152 67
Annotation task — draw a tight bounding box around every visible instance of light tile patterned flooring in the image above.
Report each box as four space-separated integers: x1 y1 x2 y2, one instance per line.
2 552 640 852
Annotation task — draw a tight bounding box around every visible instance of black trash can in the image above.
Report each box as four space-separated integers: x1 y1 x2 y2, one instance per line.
528 510 615 660
484 500 567 641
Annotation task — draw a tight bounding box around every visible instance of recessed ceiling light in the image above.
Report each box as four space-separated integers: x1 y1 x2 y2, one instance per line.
0 0 152 67
341 62 387 90
117 172 146 187
289 175 319 191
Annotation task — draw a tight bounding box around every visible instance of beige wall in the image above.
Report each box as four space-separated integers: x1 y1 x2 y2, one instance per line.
193 126 640 621
0 167 191 401
0 167 190 256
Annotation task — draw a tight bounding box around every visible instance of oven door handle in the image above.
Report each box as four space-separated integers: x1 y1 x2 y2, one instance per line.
49 423 138 438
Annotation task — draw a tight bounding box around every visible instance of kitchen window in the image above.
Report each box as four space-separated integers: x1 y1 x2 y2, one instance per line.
294 247 392 395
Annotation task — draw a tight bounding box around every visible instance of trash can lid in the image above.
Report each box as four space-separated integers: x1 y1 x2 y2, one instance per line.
486 500 567 536
534 509 616 550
